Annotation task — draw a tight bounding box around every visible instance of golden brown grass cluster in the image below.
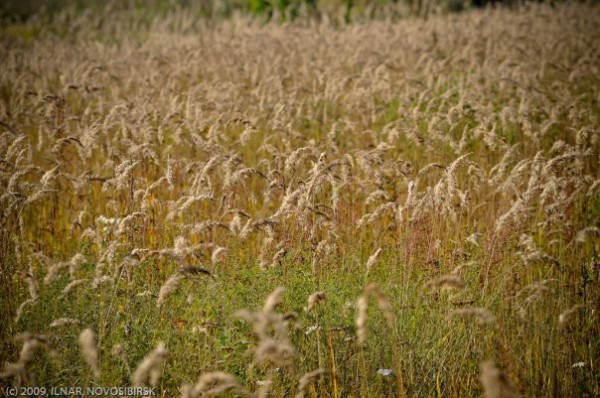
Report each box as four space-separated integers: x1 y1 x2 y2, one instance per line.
1 2 598 397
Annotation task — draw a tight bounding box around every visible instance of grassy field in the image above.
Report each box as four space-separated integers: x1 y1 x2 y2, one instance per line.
1 2 599 397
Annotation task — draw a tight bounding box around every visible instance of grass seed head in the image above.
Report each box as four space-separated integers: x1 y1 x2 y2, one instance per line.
78 329 100 379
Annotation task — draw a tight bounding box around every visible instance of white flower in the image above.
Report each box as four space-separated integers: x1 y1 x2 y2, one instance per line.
572 362 586 368
377 369 393 376
305 325 321 335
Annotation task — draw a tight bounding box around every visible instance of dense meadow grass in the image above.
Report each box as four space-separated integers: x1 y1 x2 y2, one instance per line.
0 2 599 397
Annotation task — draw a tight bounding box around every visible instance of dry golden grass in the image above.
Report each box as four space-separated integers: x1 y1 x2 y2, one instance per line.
0 2 599 397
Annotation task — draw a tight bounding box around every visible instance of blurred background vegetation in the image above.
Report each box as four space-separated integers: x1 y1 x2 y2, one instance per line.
0 0 516 23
